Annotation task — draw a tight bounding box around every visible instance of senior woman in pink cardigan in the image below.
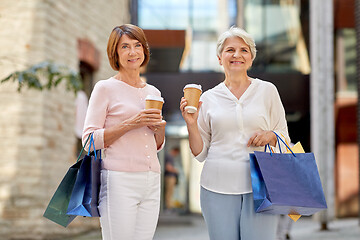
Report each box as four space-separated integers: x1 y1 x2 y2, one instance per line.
82 24 166 240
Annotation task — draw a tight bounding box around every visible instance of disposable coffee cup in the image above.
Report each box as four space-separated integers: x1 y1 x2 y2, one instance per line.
145 95 164 110
183 84 202 113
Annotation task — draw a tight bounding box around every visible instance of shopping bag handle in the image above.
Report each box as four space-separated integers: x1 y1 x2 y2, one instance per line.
264 144 272 153
88 134 96 158
272 131 296 157
76 134 91 162
76 133 101 162
87 133 101 161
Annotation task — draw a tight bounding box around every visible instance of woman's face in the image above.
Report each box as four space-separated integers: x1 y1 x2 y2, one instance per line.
218 36 253 73
117 34 145 70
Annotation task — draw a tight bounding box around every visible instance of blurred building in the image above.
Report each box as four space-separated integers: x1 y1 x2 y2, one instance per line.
137 0 313 214
136 0 359 219
0 0 129 239
333 0 358 218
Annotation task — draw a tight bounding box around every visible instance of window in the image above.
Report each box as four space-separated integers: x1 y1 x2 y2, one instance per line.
244 0 310 74
340 29 356 92
138 0 237 71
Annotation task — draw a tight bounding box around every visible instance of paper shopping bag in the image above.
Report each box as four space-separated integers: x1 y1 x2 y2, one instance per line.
43 160 82 227
249 132 327 216
286 141 305 221
66 134 101 217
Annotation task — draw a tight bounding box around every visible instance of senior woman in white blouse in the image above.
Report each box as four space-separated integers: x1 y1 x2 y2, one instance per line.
180 26 290 240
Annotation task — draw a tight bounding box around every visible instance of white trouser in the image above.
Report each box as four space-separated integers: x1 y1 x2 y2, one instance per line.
98 170 161 240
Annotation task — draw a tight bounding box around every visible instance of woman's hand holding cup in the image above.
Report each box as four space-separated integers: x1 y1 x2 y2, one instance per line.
180 97 202 126
133 109 163 127
144 95 165 133
180 84 202 125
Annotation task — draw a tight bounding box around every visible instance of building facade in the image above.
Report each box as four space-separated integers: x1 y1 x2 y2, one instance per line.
0 0 129 238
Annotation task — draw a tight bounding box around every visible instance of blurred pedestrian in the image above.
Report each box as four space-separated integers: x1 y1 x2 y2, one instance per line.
164 147 180 211
180 26 290 240
82 24 166 240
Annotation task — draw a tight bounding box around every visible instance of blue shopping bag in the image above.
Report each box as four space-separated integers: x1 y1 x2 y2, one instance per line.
249 132 327 216
67 134 101 217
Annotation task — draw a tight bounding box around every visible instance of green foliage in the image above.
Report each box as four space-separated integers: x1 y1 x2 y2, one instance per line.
1 61 83 94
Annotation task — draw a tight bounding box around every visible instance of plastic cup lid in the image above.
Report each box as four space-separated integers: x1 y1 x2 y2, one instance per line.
183 84 202 92
145 95 164 102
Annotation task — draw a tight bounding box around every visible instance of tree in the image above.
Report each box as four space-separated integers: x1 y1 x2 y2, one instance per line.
1 61 82 94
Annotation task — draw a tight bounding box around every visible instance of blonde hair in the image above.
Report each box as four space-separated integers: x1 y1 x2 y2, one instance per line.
107 24 150 71
216 26 257 61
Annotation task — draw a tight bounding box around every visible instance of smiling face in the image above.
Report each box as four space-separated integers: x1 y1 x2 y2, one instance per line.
218 36 253 73
117 34 145 70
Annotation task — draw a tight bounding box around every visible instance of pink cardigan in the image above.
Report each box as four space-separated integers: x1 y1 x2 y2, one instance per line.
82 77 164 173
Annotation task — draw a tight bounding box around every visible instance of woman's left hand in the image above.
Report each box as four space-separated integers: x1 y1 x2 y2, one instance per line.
149 120 167 150
148 120 166 135
247 130 277 147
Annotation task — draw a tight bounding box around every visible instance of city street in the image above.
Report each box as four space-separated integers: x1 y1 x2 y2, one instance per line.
69 214 360 240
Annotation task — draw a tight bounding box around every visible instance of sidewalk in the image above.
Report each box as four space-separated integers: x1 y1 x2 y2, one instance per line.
290 216 360 240
70 214 360 240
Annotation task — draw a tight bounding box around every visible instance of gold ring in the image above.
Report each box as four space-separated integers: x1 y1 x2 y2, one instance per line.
154 128 158 131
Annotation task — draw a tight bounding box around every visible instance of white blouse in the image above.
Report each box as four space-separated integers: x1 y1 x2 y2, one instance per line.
195 78 290 194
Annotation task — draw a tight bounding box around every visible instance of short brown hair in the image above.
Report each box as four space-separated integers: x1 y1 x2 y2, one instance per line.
107 24 150 71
